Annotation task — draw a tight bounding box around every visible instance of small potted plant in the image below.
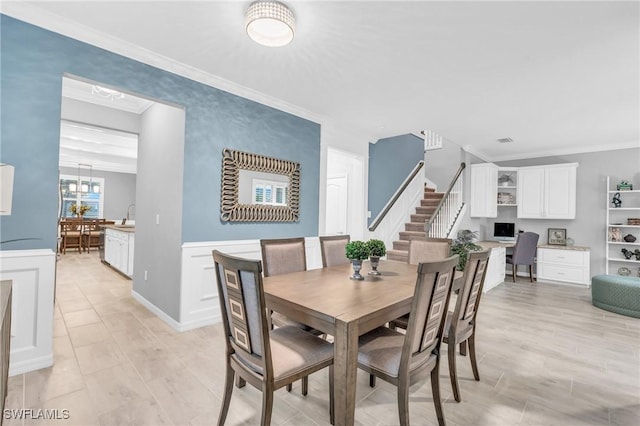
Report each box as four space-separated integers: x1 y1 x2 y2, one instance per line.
366 239 386 275
345 240 370 280
451 229 482 271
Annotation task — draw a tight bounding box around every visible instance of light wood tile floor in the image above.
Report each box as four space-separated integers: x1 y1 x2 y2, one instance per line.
5 252 639 425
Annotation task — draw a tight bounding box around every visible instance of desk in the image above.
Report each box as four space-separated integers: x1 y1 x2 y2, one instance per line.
477 241 514 292
263 260 418 426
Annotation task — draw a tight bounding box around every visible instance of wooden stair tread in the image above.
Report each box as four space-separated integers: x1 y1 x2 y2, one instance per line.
385 188 445 262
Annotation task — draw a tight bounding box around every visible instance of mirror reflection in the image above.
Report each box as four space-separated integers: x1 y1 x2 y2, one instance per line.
238 170 289 206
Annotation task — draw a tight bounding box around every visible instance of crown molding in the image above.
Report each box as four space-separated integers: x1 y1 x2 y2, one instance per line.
462 144 492 163
0 2 324 125
489 140 640 162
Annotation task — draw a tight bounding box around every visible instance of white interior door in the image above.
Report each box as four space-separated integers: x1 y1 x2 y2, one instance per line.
326 174 348 235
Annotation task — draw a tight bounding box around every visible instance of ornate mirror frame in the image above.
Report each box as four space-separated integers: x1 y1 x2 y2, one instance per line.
220 148 300 222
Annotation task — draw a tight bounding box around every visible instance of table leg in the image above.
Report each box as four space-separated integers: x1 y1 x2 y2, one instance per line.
334 317 358 426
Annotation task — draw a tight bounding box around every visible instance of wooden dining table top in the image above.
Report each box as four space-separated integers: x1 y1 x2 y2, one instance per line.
263 259 419 335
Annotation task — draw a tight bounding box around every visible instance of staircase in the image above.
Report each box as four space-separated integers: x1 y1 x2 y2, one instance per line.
387 186 443 262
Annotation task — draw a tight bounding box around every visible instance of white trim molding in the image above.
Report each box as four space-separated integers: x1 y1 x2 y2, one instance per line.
173 237 321 332
0 249 55 376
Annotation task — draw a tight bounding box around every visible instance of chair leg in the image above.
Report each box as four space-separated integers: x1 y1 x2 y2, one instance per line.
529 264 534 283
217 364 235 426
459 341 467 356
286 383 292 392
329 366 335 425
397 377 410 426
468 334 480 381
512 264 517 282
235 375 246 388
369 374 376 388
430 358 446 426
302 376 308 396
261 386 274 426
448 338 461 403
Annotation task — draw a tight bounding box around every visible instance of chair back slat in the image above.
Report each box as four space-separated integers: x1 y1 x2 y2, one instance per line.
319 235 350 267
260 237 306 277
213 250 271 376
403 255 458 362
452 251 490 337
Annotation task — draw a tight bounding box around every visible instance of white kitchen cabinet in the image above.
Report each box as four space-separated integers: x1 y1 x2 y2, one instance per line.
517 163 577 219
537 246 590 286
470 163 498 218
104 228 135 277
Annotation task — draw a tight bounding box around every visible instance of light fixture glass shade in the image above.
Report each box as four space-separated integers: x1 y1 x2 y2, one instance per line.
69 183 77 192
246 1 295 47
81 184 89 193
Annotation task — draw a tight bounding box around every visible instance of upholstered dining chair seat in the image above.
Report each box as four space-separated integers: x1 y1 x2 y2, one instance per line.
269 326 334 380
358 326 437 379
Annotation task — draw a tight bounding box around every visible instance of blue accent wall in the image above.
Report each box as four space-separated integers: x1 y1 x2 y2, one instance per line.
0 16 320 250
368 134 423 225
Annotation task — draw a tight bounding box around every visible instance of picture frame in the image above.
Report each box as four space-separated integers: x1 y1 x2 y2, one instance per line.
548 228 567 245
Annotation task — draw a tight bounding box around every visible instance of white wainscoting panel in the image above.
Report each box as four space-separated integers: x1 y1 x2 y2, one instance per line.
179 237 321 332
0 249 55 375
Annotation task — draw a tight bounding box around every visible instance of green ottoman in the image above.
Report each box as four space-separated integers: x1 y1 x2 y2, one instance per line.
591 275 640 318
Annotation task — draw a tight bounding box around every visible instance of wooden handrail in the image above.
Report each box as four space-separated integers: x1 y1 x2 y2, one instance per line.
425 162 466 234
368 161 424 232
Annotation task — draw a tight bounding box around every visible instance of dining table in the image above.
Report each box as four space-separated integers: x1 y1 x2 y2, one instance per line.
263 259 423 426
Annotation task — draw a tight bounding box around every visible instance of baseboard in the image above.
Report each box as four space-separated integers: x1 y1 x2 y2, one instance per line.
9 354 53 376
131 290 183 332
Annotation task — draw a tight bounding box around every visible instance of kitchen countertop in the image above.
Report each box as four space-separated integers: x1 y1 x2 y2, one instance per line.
102 224 135 233
478 240 589 251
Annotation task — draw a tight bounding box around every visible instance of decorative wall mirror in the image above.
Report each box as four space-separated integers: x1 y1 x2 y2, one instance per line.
220 148 300 222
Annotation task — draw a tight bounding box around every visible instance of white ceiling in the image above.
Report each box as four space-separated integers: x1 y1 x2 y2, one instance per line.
60 77 146 174
4 1 639 161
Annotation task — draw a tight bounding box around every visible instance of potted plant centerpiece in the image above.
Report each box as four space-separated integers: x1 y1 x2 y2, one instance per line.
345 240 370 280
451 229 482 271
366 239 386 275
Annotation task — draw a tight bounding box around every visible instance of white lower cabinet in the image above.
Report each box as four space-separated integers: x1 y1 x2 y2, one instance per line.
104 228 135 277
536 246 590 286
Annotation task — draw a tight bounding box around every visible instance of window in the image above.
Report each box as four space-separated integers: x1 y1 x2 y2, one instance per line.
60 174 105 218
252 179 288 206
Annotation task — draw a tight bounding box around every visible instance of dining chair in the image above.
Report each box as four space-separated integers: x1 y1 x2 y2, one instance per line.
60 219 83 254
443 249 490 402
357 255 459 426
407 236 452 266
505 232 539 282
82 219 104 252
212 250 334 426
319 235 350 267
388 237 453 332
260 237 321 394
260 237 307 277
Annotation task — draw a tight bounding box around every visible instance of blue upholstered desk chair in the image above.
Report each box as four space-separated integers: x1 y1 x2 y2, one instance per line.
505 232 539 282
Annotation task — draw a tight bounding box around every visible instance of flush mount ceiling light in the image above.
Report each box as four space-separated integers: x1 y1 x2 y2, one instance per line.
246 1 295 47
